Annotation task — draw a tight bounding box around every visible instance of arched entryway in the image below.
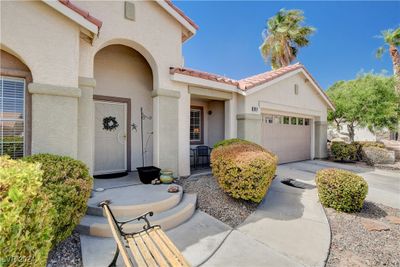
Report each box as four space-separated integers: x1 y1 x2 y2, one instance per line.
93 44 153 175
0 49 32 158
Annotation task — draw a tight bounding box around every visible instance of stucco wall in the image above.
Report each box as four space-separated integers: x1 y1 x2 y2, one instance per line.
242 72 328 121
94 45 153 169
77 0 184 90
1 1 80 87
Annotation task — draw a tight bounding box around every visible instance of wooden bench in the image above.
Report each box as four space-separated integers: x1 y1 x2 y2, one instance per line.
99 201 190 267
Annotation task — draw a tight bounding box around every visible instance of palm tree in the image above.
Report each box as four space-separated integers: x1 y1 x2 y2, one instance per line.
260 9 315 69
376 27 400 95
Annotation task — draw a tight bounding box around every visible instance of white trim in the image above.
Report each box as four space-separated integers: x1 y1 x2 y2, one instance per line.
0 76 26 158
171 73 242 94
42 0 99 35
155 1 197 36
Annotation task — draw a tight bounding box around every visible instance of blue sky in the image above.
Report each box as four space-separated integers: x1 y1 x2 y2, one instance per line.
175 1 400 89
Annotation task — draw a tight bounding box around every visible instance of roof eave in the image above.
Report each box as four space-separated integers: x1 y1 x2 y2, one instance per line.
155 1 197 41
42 0 99 39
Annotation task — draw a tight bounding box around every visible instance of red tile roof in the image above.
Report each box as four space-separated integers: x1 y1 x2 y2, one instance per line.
164 0 199 30
170 63 304 91
171 63 334 108
237 63 303 90
170 67 239 87
58 0 103 29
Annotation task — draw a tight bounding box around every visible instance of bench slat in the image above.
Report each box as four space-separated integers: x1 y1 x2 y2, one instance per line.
140 232 169 267
148 228 183 267
103 206 133 267
155 228 190 267
126 237 147 267
133 234 158 267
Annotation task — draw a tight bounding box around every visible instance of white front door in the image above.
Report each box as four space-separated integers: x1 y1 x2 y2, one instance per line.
94 100 127 175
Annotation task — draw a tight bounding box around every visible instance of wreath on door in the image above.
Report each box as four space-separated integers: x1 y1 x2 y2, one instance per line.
103 116 119 131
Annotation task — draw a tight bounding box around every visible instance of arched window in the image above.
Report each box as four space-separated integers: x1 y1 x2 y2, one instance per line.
0 50 32 158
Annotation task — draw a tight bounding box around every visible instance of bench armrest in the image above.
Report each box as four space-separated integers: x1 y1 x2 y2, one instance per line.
99 200 154 234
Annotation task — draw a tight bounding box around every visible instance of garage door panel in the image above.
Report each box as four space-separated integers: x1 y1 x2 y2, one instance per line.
262 115 311 164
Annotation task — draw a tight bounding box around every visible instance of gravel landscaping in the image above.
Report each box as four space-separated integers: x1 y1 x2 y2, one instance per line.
178 175 258 227
325 201 400 267
47 231 82 267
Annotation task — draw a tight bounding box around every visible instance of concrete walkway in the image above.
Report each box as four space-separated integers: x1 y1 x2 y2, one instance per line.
203 163 331 267
81 160 400 266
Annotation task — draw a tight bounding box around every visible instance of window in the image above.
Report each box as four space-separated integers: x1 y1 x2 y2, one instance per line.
294 84 299 95
283 116 290 124
305 118 310 126
190 106 203 144
265 116 273 124
291 117 297 125
298 118 304 125
0 77 25 159
273 115 282 124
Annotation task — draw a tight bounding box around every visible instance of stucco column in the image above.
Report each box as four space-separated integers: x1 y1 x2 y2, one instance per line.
152 88 180 176
78 77 95 174
237 113 262 145
28 83 81 158
224 94 237 139
178 88 190 177
314 121 328 159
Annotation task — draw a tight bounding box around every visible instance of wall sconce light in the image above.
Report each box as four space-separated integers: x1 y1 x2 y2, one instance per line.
208 110 213 115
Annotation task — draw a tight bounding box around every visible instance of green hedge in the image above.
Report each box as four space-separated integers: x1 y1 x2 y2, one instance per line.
330 142 357 161
315 168 368 212
0 157 54 267
23 154 93 245
211 140 277 203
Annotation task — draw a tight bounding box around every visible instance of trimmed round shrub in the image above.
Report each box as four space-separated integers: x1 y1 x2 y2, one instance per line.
23 154 93 245
330 141 357 161
211 141 278 203
315 168 368 212
0 156 54 267
213 138 253 149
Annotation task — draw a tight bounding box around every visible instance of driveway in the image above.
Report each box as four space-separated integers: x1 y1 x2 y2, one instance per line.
202 160 399 267
278 160 400 209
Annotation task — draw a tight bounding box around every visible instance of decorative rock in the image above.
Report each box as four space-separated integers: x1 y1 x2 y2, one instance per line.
167 185 180 193
361 218 390 232
386 216 400 225
362 146 395 165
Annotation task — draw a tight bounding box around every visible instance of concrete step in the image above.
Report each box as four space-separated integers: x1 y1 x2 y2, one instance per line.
77 193 197 238
87 184 183 217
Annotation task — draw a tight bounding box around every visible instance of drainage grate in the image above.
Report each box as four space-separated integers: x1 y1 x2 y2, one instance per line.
281 178 316 189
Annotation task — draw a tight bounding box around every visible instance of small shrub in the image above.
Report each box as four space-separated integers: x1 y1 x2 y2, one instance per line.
211 141 277 203
23 154 93 245
330 142 357 161
0 156 54 267
353 141 385 161
315 168 368 212
213 138 253 149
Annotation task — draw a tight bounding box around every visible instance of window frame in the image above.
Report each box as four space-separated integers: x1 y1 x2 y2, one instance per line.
190 106 204 145
1 76 27 158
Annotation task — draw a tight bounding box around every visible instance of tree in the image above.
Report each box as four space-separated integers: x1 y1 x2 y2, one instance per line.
327 73 399 142
260 9 315 69
376 27 400 95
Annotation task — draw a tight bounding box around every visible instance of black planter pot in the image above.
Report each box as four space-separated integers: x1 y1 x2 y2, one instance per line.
137 166 161 184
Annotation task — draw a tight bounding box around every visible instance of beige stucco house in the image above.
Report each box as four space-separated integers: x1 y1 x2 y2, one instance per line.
0 0 334 177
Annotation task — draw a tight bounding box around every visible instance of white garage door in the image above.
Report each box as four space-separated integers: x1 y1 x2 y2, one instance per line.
262 114 311 164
